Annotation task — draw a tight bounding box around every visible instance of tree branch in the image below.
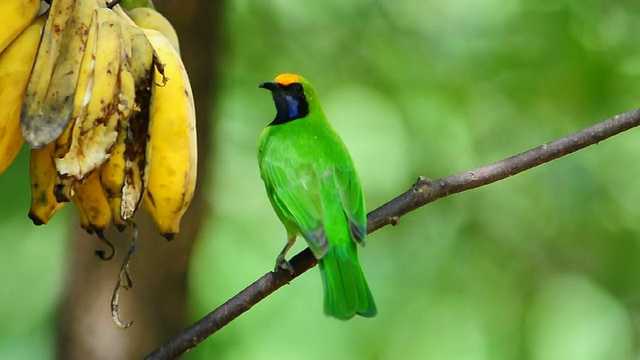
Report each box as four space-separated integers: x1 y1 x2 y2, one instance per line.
145 108 640 360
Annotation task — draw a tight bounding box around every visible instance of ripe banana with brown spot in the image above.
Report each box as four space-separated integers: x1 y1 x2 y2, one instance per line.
101 16 154 230
141 29 197 240
55 7 124 180
0 15 45 175
101 126 128 229
52 4 100 161
21 0 97 149
72 170 112 234
121 26 154 221
0 0 41 55
51 5 100 202
28 143 65 225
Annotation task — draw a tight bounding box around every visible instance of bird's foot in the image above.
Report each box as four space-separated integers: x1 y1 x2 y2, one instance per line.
274 257 295 275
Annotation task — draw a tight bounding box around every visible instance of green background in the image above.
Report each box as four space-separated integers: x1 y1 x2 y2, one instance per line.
3 0 640 358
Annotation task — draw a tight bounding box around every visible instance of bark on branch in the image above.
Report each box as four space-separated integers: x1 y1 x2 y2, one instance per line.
145 107 640 360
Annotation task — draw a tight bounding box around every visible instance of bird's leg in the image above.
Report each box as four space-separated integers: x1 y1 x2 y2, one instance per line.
275 233 296 275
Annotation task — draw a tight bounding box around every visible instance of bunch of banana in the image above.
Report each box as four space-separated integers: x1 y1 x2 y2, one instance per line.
0 1 198 240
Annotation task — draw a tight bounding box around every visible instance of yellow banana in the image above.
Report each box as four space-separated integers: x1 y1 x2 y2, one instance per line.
0 15 45 175
21 0 97 149
72 170 112 234
99 16 137 229
101 124 128 229
0 0 41 55
52 5 99 161
120 25 154 222
29 143 65 225
141 29 197 240
101 18 154 230
126 7 180 54
50 5 100 202
55 8 124 180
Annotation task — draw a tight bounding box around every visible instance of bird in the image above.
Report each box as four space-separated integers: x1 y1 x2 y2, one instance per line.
257 73 376 320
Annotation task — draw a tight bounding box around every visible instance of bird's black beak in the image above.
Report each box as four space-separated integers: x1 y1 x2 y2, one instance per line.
259 81 279 92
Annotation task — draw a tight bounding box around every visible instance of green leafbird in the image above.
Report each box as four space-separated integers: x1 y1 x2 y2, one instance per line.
257 73 376 320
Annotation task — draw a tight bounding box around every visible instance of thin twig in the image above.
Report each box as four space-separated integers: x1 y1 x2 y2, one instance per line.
111 221 138 329
145 108 640 360
368 108 640 231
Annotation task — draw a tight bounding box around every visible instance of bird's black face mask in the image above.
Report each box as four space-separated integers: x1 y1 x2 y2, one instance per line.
259 82 309 125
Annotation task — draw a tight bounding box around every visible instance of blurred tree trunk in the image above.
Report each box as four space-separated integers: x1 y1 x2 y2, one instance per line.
56 1 223 358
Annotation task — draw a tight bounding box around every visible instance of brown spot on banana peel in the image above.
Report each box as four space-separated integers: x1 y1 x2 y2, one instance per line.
119 62 153 220
145 190 156 208
28 197 64 226
54 175 75 203
28 212 45 226
152 51 167 86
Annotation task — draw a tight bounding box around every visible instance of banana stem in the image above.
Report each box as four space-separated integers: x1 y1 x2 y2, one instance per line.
106 0 121 8
94 230 116 261
110 220 138 329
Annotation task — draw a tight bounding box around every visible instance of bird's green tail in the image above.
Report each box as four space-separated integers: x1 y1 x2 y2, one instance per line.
318 245 376 320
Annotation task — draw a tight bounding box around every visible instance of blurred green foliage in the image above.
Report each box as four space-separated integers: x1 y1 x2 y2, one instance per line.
188 0 640 359
0 146 67 359
3 0 640 359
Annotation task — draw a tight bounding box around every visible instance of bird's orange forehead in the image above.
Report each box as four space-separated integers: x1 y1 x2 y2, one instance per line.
274 73 300 86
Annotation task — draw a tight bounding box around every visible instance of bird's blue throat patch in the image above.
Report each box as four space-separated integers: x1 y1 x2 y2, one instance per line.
270 83 309 125
286 96 300 119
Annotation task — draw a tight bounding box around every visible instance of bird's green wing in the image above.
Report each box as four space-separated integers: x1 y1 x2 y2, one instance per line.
260 160 329 257
332 165 367 245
